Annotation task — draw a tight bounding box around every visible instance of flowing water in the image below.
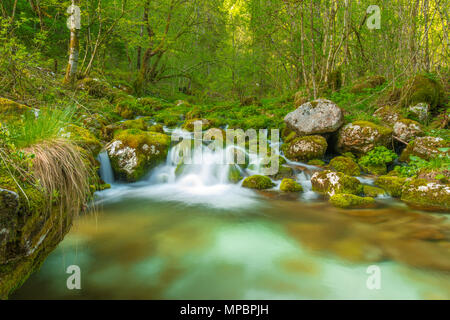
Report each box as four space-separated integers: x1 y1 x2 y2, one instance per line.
11 131 450 300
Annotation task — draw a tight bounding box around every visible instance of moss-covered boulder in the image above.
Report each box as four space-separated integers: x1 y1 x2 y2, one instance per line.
102 118 150 141
337 121 393 155
148 124 164 134
360 164 387 176
374 175 407 197
328 156 360 176
228 165 243 183
401 179 450 212
373 106 402 126
242 175 275 190
182 118 212 132
407 103 430 124
363 185 387 198
284 99 344 136
330 194 375 209
280 179 303 192
114 99 137 119
393 119 423 142
0 98 34 123
282 135 328 162
106 129 170 182
400 136 449 162
61 124 102 157
311 170 363 197
351 75 386 93
400 74 444 111
269 165 295 181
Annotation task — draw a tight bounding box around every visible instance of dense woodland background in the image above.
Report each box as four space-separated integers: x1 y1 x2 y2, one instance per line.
0 0 448 102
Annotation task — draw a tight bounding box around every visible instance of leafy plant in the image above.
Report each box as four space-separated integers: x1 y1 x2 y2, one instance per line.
358 146 398 167
394 151 450 178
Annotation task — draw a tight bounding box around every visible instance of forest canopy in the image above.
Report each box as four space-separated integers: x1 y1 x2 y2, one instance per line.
0 0 448 101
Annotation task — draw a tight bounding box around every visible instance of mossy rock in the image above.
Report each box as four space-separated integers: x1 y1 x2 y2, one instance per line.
242 175 275 190
330 194 375 209
351 75 386 93
373 106 402 126
228 165 243 183
106 129 170 182
400 74 445 111
363 185 387 198
121 118 148 131
399 136 449 162
328 156 360 176
0 97 34 123
282 135 328 162
374 175 407 198
360 164 387 176
280 179 303 192
148 124 165 134
337 121 393 155
393 119 423 142
62 124 102 157
311 170 363 197
80 113 109 138
182 118 212 132
269 165 295 180
401 179 450 212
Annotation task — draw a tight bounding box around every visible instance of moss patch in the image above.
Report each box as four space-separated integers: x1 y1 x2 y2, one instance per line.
280 179 303 192
328 156 360 176
374 175 407 197
330 194 375 209
242 175 275 190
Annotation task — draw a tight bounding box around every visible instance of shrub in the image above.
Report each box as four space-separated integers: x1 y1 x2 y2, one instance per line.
358 146 398 167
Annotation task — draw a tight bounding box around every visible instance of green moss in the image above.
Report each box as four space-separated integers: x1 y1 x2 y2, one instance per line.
280 178 303 192
121 118 148 131
363 185 386 197
401 179 450 212
400 136 449 162
374 175 407 197
311 170 363 196
148 124 164 133
330 194 375 209
352 121 393 136
63 124 102 157
269 165 295 180
329 156 360 176
400 74 444 110
109 129 170 182
182 118 212 132
242 175 275 190
360 164 387 175
228 165 243 183
351 75 386 93
282 135 328 162
308 159 326 166
0 98 34 123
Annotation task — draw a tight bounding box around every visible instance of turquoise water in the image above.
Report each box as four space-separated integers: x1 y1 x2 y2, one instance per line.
11 139 450 300
11 193 450 300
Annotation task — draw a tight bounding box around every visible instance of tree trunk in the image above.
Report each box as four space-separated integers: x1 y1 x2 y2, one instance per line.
64 0 80 85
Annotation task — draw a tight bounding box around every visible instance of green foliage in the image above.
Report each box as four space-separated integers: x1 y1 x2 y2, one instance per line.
394 151 450 178
5 107 76 149
358 147 398 167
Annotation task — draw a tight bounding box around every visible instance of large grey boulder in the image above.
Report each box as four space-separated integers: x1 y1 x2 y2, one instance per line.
284 99 344 136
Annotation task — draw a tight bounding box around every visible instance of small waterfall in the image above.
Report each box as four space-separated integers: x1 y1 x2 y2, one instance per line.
98 151 114 184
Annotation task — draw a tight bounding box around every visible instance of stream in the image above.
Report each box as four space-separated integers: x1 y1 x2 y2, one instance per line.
11 129 450 299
